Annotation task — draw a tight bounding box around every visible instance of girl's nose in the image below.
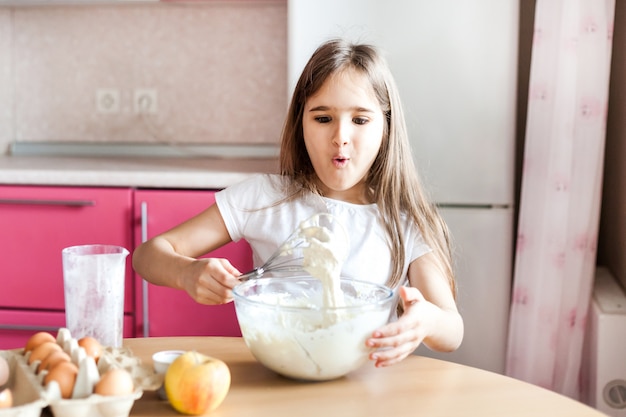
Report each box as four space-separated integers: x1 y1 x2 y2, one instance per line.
332 120 350 146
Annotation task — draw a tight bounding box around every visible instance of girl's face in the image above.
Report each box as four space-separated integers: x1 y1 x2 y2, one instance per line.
302 68 384 204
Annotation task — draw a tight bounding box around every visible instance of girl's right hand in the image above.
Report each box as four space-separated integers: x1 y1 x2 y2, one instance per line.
179 258 242 305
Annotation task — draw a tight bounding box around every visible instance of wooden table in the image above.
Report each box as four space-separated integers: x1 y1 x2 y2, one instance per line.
125 337 607 417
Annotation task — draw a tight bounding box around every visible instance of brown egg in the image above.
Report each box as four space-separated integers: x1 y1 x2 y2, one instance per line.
0 388 12 409
44 361 78 399
94 368 134 396
38 350 71 374
78 336 102 363
24 332 56 353
28 341 62 365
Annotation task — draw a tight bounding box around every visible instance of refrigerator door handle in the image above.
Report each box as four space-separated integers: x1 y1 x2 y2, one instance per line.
436 203 511 210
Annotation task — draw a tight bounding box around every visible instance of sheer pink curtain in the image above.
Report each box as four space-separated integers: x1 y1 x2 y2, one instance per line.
505 0 614 399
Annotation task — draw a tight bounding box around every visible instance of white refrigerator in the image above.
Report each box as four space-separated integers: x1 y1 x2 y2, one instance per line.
288 0 518 374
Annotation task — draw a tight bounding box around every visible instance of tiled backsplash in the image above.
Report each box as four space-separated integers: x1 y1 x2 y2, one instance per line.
0 1 287 153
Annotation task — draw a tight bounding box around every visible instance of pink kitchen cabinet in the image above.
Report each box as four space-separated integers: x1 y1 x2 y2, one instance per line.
0 185 135 348
133 189 252 338
0 310 134 350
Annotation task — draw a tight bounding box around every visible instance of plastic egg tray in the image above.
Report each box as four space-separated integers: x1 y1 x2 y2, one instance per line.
0 328 161 417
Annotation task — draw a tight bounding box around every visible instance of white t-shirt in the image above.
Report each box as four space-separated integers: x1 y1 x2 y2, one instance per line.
215 174 431 288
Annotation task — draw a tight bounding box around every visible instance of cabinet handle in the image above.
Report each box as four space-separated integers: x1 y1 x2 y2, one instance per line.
140 201 150 338
0 324 61 332
0 198 96 207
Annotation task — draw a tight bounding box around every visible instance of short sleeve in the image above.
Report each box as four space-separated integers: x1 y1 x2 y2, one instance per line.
410 229 432 262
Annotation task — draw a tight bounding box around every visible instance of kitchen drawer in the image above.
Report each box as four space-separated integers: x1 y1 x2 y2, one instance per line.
0 309 135 350
0 185 133 312
0 309 65 350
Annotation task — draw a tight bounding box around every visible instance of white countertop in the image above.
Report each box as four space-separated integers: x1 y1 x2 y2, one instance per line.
0 155 279 189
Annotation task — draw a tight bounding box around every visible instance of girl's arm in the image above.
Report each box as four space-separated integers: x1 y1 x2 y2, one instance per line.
366 252 464 367
132 203 242 305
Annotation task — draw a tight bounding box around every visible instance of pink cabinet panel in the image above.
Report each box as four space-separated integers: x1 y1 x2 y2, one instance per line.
0 310 135 350
0 309 65 350
0 186 134 314
133 189 253 338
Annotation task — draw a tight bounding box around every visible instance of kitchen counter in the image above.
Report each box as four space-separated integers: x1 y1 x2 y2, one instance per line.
0 155 279 189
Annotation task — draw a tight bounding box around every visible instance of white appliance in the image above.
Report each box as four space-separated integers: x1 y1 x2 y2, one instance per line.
581 267 626 416
288 0 518 373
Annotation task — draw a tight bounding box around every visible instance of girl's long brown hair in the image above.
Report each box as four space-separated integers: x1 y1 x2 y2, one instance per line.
279 38 455 296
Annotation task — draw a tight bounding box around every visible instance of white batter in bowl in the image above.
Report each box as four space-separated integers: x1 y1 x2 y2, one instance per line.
232 276 395 381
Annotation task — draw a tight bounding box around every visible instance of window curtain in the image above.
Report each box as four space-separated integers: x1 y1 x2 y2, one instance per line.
505 0 615 399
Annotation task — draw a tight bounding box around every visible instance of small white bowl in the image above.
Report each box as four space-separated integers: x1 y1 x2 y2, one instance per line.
152 350 185 374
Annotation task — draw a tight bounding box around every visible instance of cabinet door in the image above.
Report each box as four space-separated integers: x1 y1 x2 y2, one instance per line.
0 310 135 350
0 186 134 313
133 189 252 337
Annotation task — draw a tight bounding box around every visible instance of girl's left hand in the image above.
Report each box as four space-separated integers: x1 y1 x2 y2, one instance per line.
365 286 434 367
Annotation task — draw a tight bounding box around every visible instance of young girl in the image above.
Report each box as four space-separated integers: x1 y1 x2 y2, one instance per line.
133 38 463 367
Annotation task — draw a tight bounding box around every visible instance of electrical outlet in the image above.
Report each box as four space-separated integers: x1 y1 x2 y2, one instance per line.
96 89 120 114
134 89 158 114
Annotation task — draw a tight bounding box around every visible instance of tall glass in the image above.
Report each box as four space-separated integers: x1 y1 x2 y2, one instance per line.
62 244 129 347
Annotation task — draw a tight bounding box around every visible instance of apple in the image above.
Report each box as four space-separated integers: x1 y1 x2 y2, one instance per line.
164 351 231 415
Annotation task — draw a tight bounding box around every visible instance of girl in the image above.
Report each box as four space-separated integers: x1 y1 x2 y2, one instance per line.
133 38 463 367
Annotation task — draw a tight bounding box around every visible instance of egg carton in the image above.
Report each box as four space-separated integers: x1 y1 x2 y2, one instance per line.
0 328 161 417
0 350 46 417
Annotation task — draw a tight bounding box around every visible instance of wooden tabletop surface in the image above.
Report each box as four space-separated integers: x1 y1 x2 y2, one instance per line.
124 337 607 417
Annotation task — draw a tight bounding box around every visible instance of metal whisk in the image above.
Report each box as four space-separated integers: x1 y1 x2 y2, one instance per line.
238 213 348 282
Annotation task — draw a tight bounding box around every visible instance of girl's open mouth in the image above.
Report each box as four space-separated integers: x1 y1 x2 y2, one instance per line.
332 156 349 168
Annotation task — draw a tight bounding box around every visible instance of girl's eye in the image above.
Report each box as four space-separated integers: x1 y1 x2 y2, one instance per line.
353 117 368 125
314 116 332 123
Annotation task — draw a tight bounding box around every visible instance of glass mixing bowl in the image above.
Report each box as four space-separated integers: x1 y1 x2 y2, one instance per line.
232 276 396 381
